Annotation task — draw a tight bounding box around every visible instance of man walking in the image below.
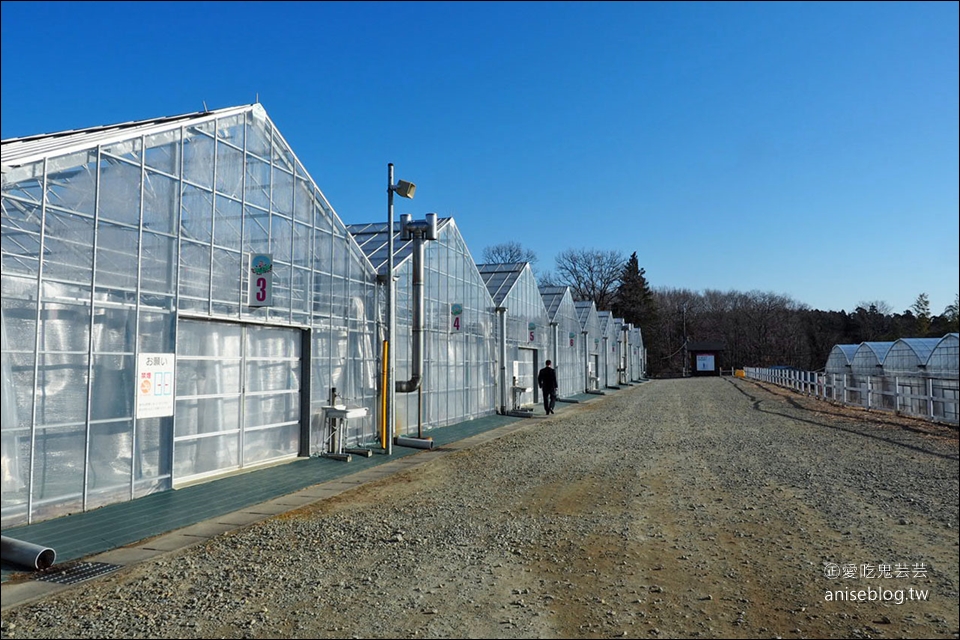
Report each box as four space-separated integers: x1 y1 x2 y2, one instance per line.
538 360 558 415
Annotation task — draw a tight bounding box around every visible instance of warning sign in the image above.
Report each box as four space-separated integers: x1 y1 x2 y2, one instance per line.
136 353 175 418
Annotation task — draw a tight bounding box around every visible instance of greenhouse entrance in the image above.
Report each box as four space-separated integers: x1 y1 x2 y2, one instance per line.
173 319 304 486
517 347 539 408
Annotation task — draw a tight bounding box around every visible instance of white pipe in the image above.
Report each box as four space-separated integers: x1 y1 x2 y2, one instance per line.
1 535 56 571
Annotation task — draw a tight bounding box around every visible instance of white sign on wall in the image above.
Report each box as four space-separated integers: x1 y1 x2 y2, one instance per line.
247 253 274 307
696 354 715 372
136 353 175 418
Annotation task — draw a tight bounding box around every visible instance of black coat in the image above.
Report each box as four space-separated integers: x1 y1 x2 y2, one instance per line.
537 366 558 392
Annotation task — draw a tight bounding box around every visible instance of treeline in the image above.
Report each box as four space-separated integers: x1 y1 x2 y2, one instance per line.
642 289 959 376
481 242 959 377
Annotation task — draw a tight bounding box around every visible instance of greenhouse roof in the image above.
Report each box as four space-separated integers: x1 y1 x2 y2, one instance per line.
574 300 596 326
2 104 260 167
890 337 942 364
347 218 453 275
476 262 528 306
597 310 614 332
835 344 859 362
539 286 570 320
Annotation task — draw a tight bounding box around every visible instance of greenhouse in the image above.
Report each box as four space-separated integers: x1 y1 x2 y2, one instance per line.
824 344 858 374
926 333 959 378
624 323 645 382
538 285 584 399
347 217 497 435
575 300 602 391
596 311 621 388
849 342 893 376
1 104 381 526
882 337 942 377
628 324 646 380
476 263 550 413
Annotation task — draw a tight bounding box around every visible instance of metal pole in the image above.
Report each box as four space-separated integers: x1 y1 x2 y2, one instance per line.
386 163 395 455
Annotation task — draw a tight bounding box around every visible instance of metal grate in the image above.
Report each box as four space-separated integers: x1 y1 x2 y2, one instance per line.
34 562 121 585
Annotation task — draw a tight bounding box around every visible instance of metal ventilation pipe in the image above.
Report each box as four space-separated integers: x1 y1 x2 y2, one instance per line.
550 321 559 373
1 535 56 571
496 306 508 414
395 213 437 394
581 330 589 392
602 336 609 387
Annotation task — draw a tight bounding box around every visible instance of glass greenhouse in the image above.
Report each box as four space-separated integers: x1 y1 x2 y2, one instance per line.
347 217 497 435
628 324 646 380
477 263 550 412
1 104 381 526
538 285 583 399
575 300 602 391
2 103 656 528
596 311 620 388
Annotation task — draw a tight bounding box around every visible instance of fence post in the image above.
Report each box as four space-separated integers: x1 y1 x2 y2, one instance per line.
895 376 900 414
928 378 934 419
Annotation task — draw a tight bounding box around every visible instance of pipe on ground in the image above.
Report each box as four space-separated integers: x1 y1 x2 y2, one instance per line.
1 535 56 571
394 435 435 450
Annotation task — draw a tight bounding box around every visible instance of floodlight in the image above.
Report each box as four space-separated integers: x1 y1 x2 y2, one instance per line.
393 179 416 199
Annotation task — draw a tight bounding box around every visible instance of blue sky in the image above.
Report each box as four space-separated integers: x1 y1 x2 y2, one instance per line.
2 1 957 316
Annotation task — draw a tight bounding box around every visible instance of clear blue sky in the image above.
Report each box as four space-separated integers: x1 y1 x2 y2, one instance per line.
3 1 957 316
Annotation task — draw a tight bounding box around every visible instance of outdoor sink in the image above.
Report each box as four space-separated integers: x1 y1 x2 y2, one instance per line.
323 405 369 420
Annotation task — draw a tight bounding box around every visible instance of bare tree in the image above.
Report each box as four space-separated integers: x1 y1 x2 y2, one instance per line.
481 241 537 266
554 248 626 310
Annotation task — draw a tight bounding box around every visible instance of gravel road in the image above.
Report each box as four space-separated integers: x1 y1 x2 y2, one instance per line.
1 377 957 639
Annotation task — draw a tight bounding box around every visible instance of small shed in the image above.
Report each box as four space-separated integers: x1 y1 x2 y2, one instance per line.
687 341 725 376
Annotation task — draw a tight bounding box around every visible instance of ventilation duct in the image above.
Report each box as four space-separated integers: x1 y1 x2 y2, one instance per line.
395 213 437 394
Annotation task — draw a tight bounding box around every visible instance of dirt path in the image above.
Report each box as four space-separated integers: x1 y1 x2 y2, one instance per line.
1 377 957 639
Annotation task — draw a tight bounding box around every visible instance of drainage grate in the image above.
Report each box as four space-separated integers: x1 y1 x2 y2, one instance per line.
34 561 121 585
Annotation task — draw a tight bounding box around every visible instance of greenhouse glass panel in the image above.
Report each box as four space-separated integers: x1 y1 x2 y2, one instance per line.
99 156 142 226
46 151 97 215
183 124 215 188
144 129 182 177
143 170 178 235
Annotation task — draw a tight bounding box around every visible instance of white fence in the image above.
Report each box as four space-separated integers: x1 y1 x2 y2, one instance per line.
742 368 959 425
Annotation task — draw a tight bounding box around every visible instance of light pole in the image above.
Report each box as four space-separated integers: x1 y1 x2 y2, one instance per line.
386 163 415 455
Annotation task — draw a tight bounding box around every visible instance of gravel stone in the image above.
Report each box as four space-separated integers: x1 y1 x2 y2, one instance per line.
1 378 957 639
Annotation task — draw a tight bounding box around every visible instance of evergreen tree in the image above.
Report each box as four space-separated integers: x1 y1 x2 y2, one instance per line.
911 293 931 336
613 252 656 328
